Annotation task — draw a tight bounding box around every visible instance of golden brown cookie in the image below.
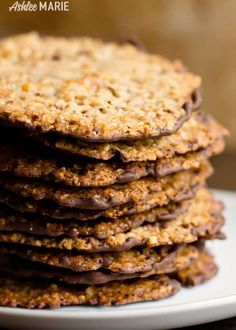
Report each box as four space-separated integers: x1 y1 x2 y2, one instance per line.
0 138 224 187
176 250 218 286
0 161 211 220
0 244 198 285
0 199 189 238
0 32 201 142
0 188 217 239
37 112 228 161
0 162 212 210
0 188 224 252
0 250 217 307
0 274 180 308
0 244 195 273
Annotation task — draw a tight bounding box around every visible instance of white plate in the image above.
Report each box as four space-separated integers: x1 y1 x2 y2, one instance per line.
0 189 236 330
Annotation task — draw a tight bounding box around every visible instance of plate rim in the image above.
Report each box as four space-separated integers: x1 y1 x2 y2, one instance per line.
0 293 236 319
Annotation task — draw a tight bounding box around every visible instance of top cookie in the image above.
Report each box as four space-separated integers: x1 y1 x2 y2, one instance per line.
0 32 201 142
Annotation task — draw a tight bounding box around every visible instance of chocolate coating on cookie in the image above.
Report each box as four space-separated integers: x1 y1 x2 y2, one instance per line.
0 189 224 252
0 162 212 210
0 138 224 187
0 245 198 285
0 251 217 307
37 112 228 161
0 163 210 220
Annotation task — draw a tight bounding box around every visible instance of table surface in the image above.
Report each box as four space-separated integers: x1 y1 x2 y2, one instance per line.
0 153 236 330
180 317 236 329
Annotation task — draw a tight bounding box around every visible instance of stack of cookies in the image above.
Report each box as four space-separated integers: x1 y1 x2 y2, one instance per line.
0 33 228 308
